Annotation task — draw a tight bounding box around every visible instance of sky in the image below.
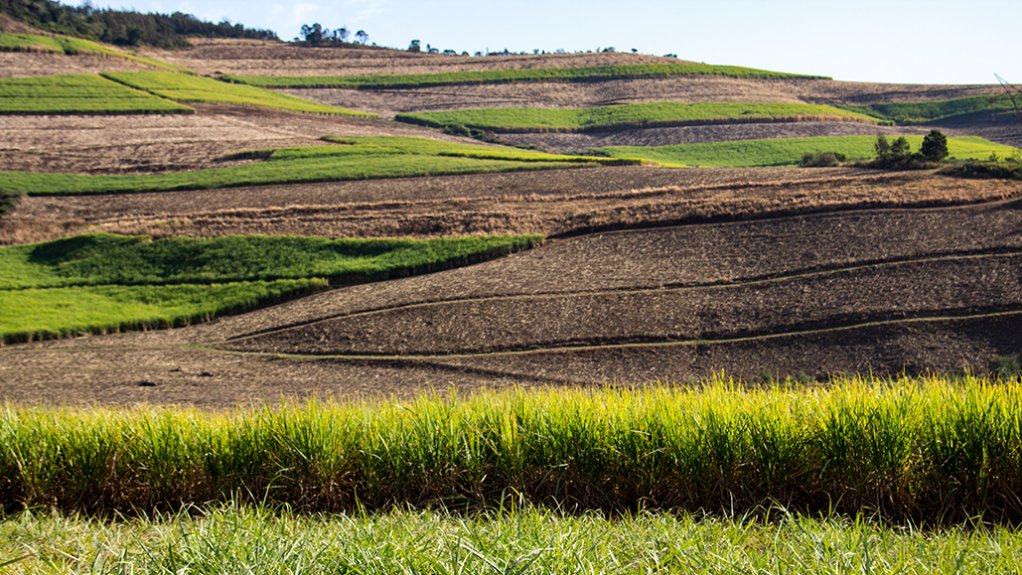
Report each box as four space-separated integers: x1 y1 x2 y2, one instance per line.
70 0 1021 85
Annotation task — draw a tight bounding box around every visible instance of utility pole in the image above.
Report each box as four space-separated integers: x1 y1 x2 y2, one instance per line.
995 74 1022 127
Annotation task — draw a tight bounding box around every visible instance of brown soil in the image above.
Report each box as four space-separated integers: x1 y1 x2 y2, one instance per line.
4 168 1018 245
1 198 1019 406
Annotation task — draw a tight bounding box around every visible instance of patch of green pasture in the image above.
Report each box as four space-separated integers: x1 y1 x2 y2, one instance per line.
289 135 627 163
0 33 64 52
0 32 185 71
0 136 612 196
844 94 1016 124
5 504 1022 575
0 233 543 289
598 135 1022 167
0 74 193 114
0 280 323 342
397 102 879 132
225 62 829 89
0 233 541 342
101 71 373 116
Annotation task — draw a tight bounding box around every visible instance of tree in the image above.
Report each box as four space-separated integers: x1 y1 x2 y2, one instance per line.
333 26 349 42
354 29 368 44
920 130 949 162
890 136 912 160
874 134 892 162
300 22 326 46
408 39 421 52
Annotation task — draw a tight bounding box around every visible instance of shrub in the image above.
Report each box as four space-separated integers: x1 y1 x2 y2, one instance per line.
799 151 847 167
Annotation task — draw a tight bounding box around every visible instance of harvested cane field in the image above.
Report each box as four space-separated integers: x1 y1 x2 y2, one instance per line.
5 167 1020 244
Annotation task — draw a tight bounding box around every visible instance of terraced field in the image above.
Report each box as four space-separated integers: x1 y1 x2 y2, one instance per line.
6 167 1019 244
2 196 1020 405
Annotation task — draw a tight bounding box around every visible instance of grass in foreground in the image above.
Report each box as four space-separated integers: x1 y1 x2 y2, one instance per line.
2 376 1022 523
0 74 193 114
0 233 540 342
101 71 372 116
225 62 827 89
4 504 1022 574
598 134 1022 167
844 94 1016 124
0 32 183 71
397 102 879 132
0 136 624 196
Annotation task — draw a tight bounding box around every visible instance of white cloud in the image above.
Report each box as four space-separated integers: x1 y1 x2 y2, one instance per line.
350 0 388 25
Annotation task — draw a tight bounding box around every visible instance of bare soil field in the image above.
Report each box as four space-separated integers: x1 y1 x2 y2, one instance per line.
283 76 1003 117
0 103 463 173
1 198 1019 406
0 51 151 77
5 168 1019 245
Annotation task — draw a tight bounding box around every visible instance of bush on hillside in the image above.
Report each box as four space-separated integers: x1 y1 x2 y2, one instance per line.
799 151 847 167
867 132 951 169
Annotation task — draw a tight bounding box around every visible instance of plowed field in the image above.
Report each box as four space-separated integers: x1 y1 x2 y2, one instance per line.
2 198 1019 406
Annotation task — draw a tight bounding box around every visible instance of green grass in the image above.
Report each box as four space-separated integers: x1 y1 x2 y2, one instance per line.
0 32 185 71
0 233 541 342
0 74 193 114
397 102 879 132
598 135 1022 167
101 71 373 116
0 136 623 196
0 280 324 341
844 95 1017 124
2 376 1022 523
225 62 828 89
5 504 1022 574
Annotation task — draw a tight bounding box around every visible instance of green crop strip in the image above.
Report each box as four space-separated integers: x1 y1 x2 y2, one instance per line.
0 74 193 114
0 233 541 342
598 135 1022 167
5 504 1022 574
843 95 1016 124
101 71 373 116
1 376 1021 523
0 32 185 71
225 62 827 89
397 102 879 132
0 136 625 196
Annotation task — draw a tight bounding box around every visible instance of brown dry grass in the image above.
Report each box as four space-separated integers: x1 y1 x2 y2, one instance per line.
0 50 151 78
140 38 676 77
4 168 1018 245
0 14 40 34
281 76 1004 119
0 103 465 173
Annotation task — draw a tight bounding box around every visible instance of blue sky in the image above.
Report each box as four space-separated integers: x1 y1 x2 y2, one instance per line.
73 0 1020 84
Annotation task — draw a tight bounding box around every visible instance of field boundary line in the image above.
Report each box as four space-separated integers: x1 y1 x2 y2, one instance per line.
212 308 1022 361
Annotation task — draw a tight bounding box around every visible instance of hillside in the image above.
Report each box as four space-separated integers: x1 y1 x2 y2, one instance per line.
0 34 1019 404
